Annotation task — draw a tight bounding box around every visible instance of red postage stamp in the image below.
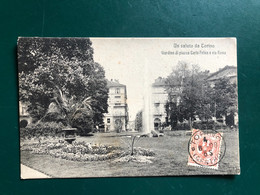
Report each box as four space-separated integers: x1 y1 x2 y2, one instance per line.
188 129 225 169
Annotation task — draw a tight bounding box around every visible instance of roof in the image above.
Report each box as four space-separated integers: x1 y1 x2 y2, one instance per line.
152 77 167 87
107 79 126 87
206 65 237 81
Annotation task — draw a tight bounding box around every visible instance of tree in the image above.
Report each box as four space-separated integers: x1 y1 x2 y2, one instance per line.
178 68 211 128
114 119 123 133
165 61 211 129
17 38 94 73
165 61 237 129
87 63 109 126
211 77 237 126
165 102 178 129
18 38 108 129
135 111 143 131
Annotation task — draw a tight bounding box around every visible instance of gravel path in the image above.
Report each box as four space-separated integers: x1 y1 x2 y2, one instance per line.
21 164 51 179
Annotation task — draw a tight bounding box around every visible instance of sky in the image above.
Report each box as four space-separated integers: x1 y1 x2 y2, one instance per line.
91 38 237 121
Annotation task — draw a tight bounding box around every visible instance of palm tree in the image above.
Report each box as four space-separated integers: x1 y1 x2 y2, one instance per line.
38 85 93 131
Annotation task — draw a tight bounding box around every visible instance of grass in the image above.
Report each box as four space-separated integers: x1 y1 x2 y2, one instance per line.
20 130 240 178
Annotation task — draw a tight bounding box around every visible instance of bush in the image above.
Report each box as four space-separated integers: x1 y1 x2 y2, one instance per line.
171 120 227 131
20 121 62 139
20 141 124 162
20 120 28 128
193 120 226 130
174 122 190 130
71 112 94 135
42 112 65 123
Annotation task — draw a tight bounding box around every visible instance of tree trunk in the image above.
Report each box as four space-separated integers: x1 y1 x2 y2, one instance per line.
189 117 192 130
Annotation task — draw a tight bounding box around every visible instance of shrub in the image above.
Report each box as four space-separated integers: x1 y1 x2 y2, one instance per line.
20 121 62 139
20 140 124 162
71 112 94 135
174 122 190 130
193 120 226 130
20 140 155 162
170 120 227 131
42 112 65 123
20 120 28 128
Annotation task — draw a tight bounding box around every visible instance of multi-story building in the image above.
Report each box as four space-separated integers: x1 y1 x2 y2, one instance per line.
206 65 237 85
104 79 128 132
150 77 169 131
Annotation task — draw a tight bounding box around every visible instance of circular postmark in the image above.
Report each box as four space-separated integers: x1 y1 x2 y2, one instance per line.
188 129 226 168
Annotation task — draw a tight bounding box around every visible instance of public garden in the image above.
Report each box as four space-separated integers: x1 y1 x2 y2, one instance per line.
20 128 240 178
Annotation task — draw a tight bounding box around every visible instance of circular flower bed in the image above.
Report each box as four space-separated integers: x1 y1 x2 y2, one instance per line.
20 140 155 162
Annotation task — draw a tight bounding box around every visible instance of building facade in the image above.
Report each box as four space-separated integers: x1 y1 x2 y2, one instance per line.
206 65 237 85
103 79 128 132
19 101 32 126
150 77 169 131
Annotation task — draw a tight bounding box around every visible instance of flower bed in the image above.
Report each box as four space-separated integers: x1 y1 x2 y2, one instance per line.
20 140 155 162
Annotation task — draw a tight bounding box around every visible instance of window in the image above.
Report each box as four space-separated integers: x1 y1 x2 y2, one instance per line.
107 118 110 123
165 117 169 124
115 96 121 98
22 106 27 115
115 88 120 94
154 103 160 107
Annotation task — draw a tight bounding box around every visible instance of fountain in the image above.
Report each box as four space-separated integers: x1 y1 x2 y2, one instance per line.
142 62 152 136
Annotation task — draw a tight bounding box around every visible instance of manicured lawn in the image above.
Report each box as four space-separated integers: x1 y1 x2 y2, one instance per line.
20 130 240 178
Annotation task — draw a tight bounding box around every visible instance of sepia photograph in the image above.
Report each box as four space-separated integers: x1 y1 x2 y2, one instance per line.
18 37 240 178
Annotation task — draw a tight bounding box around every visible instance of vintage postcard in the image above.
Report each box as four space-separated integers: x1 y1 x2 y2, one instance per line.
18 37 240 178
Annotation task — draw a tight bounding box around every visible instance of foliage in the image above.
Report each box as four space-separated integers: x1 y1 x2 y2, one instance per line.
171 122 190 130
21 140 123 161
21 139 155 162
114 119 123 133
20 120 28 128
192 120 225 130
135 110 143 131
17 38 94 73
18 38 108 126
165 62 210 129
41 87 94 134
72 112 94 135
126 147 155 157
212 77 238 118
20 122 62 139
165 61 237 129
165 102 179 128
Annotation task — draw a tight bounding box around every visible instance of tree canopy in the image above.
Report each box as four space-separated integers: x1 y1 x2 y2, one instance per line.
18 38 94 73
18 38 108 131
135 110 143 131
212 77 238 118
165 61 237 129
